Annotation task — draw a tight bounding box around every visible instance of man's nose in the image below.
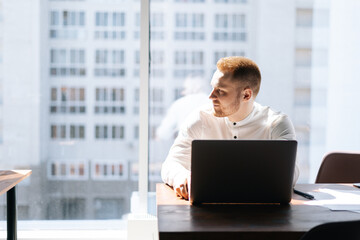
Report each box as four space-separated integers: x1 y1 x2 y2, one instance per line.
209 89 216 99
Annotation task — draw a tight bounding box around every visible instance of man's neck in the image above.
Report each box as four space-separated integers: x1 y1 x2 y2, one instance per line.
228 101 254 122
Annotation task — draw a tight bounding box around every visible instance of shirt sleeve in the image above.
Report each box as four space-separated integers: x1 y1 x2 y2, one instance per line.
270 114 300 185
270 115 296 140
161 112 203 187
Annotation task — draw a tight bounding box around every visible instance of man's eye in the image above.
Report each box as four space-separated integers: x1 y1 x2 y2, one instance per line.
217 89 224 94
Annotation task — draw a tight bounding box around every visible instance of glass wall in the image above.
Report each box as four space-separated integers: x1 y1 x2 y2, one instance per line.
148 0 360 189
0 0 360 233
0 0 139 224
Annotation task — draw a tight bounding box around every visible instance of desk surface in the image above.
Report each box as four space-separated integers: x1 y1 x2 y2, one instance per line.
0 170 32 196
157 183 360 240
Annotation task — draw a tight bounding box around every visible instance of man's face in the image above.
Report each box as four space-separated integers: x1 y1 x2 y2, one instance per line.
209 70 242 118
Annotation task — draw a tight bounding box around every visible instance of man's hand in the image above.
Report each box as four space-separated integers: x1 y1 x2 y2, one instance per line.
174 177 189 200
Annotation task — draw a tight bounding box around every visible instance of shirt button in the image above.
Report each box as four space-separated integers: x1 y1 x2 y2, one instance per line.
234 136 237 139
233 122 236 125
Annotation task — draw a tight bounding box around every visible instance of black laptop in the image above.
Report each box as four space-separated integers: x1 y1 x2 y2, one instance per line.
190 140 297 205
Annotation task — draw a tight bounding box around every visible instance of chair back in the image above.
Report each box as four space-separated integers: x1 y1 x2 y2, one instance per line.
300 220 360 240
316 152 360 183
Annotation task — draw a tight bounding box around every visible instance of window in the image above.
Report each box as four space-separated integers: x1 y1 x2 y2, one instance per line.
94 12 126 40
70 49 85 64
49 11 86 40
296 8 313 27
47 198 86 220
50 124 85 140
232 14 245 28
50 87 86 114
95 125 125 140
151 13 164 27
191 51 203 65
112 126 125 139
135 50 140 64
174 13 205 40
294 88 311 106
175 13 187 27
50 11 59 26
1 0 142 229
112 50 125 64
151 88 164 102
95 50 108 64
174 51 204 66
49 49 86 77
214 51 227 64
215 14 228 28
94 12 127 40
113 12 125 26
175 51 187 64
4 0 360 235
95 125 108 139
296 48 312 67
92 161 127 179
151 50 164 64
48 160 88 180
95 12 109 26
95 87 126 114
94 49 126 77
214 13 247 41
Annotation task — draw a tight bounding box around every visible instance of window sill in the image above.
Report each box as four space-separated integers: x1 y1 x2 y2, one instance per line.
0 220 127 240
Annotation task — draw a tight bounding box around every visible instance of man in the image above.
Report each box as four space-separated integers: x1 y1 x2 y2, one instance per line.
161 56 299 200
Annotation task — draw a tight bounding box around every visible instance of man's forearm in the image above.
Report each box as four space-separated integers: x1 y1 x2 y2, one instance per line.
161 160 190 187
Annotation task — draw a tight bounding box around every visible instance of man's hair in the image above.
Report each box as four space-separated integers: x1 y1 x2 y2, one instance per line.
216 56 261 96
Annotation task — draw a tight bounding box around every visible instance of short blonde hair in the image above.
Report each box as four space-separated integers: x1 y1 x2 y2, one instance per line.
217 56 261 96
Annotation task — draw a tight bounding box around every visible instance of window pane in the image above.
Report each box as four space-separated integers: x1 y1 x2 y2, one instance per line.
0 0 140 226
149 0 355 192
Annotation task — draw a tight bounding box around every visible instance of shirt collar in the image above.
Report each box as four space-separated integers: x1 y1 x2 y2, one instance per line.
225 104 256 128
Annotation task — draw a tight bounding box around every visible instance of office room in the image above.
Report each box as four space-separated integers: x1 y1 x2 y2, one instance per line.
0 0 360 239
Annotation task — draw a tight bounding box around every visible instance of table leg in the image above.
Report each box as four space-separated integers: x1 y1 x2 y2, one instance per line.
7 186 17 240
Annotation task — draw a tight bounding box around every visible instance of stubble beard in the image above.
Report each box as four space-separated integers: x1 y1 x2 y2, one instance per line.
212 97 241 118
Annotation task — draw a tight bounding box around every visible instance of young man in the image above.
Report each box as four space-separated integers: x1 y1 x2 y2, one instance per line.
161 56 299 200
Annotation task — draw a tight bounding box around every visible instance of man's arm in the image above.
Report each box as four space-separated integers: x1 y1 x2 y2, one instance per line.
161 111 203 199
161 131 192 199
271 115 299 184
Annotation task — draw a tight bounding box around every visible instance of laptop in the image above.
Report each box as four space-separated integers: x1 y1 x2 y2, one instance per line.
190 140 297 205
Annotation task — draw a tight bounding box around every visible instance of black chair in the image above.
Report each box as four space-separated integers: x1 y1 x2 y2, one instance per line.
316 152 360 183
300 220 360 240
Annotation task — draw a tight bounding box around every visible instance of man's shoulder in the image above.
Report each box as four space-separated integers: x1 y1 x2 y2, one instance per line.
185 103 215 125
254 102 289 120
178 103 219 134
254 103 295 140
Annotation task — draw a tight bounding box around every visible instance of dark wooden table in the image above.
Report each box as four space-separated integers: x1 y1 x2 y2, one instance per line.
0 170 32 240
157 183 360 240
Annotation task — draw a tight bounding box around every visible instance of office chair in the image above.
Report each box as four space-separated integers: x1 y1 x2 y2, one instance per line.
300 220 360 240
315 152 360 183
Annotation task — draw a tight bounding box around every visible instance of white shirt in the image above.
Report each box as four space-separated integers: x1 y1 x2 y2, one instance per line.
161 102 299 187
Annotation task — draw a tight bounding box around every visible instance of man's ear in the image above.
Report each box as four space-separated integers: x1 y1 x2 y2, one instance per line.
243 87 253 101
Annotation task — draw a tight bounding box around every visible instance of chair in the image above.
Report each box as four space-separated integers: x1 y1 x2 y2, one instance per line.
300 220 360 240
315 152 360 183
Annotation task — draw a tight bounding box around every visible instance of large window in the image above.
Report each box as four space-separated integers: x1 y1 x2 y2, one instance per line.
149 0 360 190
1 0 360 238
0 0 140 228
